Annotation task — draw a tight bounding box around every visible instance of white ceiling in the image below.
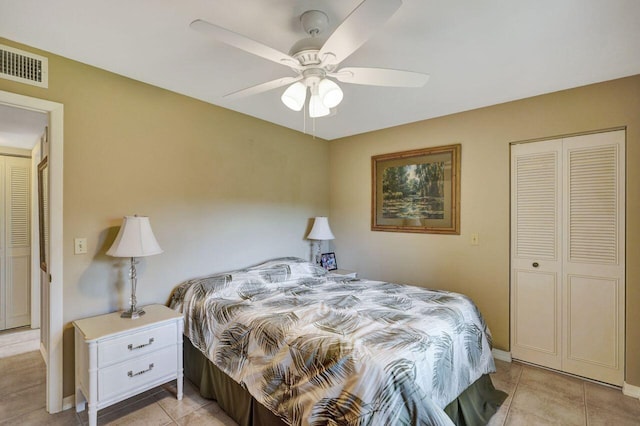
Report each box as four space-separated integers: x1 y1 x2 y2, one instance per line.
1 0 639 140
0 104 47 150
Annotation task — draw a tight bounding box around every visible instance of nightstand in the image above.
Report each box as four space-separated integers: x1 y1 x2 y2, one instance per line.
332 269 358 278
73 304 184 426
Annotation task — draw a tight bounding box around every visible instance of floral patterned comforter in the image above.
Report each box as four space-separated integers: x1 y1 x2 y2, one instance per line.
171 257 496 426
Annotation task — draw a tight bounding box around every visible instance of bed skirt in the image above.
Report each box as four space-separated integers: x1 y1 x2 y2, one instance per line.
184 338 507 426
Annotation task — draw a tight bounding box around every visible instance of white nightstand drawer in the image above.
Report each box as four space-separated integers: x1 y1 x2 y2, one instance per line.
98 322 177 368
98 344 178 401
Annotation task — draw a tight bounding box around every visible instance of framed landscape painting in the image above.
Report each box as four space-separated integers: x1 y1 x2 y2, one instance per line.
371 144 461 234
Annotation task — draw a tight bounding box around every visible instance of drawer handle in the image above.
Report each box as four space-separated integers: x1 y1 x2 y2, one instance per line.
128 338 154 351
128 363 154 378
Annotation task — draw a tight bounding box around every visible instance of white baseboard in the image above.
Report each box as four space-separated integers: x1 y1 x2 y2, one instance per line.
623 382 640 400
492 348 512 362
62 395 75 411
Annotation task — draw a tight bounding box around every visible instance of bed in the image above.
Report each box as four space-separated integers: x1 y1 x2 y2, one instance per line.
170 257 506 425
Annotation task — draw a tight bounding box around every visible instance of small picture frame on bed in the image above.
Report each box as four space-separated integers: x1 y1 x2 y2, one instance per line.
320 252 338 271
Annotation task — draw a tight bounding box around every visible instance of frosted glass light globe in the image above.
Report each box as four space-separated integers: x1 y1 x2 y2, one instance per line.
281 82 307 111
309 94 330 118
318 78 343 108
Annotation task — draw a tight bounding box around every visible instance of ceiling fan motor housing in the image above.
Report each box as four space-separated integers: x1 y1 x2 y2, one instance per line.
289 42 324 64
300 10 329 36
290 10 333 67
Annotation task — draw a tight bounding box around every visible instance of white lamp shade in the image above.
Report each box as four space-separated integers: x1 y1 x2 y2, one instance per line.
107 216 163 258
319 78 343 108
281 82 307 111
307 216 335 240
309 94 330 118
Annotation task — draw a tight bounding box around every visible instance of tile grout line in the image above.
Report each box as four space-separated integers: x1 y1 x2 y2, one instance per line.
155 385 188 423
502 367 523 425
156 397 180 424
153 399 181 425
504 380 522 426
583 382 589 426
510 362 527 423
159 383 219 424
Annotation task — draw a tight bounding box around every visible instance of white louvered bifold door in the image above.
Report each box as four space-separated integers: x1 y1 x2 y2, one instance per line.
0 159 4 330
510 130 625 386
562 131 625 385
4 156 31 329
511 139 563 369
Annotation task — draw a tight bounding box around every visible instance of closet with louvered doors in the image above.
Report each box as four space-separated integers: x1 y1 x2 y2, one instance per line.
0 155 31 331
510 129 625 386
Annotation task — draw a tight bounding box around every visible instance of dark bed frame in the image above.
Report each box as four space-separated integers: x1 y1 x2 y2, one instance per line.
183 338 507 426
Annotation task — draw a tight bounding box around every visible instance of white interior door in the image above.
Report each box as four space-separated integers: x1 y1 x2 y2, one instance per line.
4 156 32 329
0 155 32 331
561 131 625 385
510 130 625 386
511 139 563 369
0 157 4 330
38 154 49 356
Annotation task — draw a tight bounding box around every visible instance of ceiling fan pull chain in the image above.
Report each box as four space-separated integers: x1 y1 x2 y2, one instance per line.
312 116 316 139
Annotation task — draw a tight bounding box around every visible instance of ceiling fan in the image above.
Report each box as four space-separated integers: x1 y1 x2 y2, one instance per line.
191 0 429 118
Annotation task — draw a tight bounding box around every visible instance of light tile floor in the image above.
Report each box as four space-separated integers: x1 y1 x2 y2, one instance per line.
489 360 640 425
1 351 639 425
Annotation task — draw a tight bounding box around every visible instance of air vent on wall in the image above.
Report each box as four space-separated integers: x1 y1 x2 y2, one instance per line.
0 44 48 88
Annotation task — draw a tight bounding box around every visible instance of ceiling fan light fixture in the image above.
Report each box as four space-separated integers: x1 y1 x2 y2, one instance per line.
193 2 430 124
309 94 330 118
318 78 343 108
281 82 307 111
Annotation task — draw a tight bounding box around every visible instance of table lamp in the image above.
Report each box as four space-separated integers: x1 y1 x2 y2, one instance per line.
306 216 335 264
107 215 163 319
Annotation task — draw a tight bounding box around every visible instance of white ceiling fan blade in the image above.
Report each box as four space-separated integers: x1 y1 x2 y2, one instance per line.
331 67 429 87
190 19 301 70
224 76 302 100
318 0 402 65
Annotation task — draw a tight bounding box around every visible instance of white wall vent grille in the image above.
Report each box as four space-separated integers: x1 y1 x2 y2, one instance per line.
0 44 48 88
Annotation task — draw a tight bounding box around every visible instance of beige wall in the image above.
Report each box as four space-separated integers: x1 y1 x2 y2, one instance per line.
0 38 330 397
329 75 640 387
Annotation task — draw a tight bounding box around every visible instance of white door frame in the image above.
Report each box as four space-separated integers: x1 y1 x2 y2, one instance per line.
0 90 63 413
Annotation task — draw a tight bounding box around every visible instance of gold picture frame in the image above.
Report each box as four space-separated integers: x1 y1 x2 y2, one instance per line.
371 144 461 234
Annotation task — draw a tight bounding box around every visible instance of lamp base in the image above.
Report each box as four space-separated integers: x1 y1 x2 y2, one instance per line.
120 307 146 319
